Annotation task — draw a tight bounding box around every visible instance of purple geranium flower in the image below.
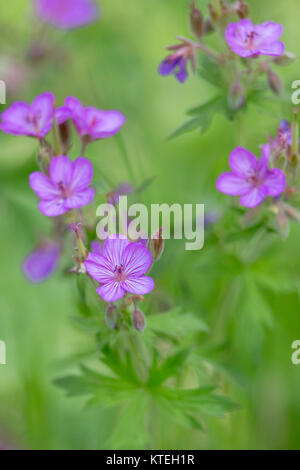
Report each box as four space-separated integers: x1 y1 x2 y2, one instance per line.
159 56 188 83
0 92 69 138
158 37 197 83
225 19 285 58
216 146 286 208
29 155 95 216
85 235 154 302
34 0 99 30
64 96 126 141
23 241 60 283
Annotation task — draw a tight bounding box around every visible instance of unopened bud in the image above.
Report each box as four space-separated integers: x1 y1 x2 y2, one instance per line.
190 2 204 39
273 51 297 66
236 0 249 19
132 309 146 332
203 18 214 34
147 227 164 262
59 121 71 154
228 79 245 110
267 69 282 95
105 304 117 329
276 210 289 239
283 204 300 222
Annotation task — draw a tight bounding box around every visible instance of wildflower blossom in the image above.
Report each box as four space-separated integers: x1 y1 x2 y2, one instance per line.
216 146 286 208
269 120 292 152
23 242 60 283
64 96 126 142
0 92 69 138
85 236 154 302
29 155 95 216
225 19 285 58
158 37 198 83
34 0 99 30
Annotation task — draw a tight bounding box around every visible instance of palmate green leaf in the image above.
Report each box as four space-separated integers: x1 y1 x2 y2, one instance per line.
107 391 150 449
168 94 226 139
154 386 237 431
147 348 192 388
54 364 132 399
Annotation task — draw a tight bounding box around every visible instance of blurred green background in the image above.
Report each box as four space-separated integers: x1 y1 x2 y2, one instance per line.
1 0 300 450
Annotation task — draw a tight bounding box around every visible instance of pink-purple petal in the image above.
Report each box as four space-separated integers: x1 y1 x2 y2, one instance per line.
122 276 155 296
229 147 257 177
102 236 131 267
0 102 35 136
49 155 73 186
258 41 285 57
85 108 126 139
38 198 67 217
96 281 126 302
64 187 95 209
35 0 99 30
85 253 114 283
70 157 93 191
121 243 152 276
23 242 60 283
216 172 250 196
263 169 286 197
32 92 55 137
239 187 267 208
29 172 59 199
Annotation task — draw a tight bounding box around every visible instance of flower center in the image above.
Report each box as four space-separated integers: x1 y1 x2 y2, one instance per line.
247 172 262 187
245 31 258 49
58 181 72 198
114 264 126 282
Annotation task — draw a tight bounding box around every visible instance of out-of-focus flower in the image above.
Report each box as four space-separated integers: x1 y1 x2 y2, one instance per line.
158 37 198 83
216 146 286 208
268 120 292 155
85 235 154 302
64 96 126 142
29 155 95 216
34 0 99 30
189 2 204 39
23 241 60 283
0 56 31 97
108 182 133 205
225 19 285 58
0 92 69 138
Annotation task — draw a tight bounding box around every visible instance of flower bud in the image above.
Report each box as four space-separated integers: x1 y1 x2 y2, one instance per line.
105 304 117 329
275 210 289 240
147 227 164 262
59 121 71 154
228 79 245 110
236 0 249 19
203 18 214 34
132 309 146 332
267 69 282 95
283 204 300 222
273 51 297 66
190 2 204 39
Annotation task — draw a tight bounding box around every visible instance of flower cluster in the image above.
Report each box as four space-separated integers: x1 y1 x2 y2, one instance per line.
0 88 157 330
157 0 292 113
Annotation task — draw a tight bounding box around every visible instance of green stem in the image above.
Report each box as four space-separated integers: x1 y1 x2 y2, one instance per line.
115 133 136 184
52 114 62 155
235 112 244 146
